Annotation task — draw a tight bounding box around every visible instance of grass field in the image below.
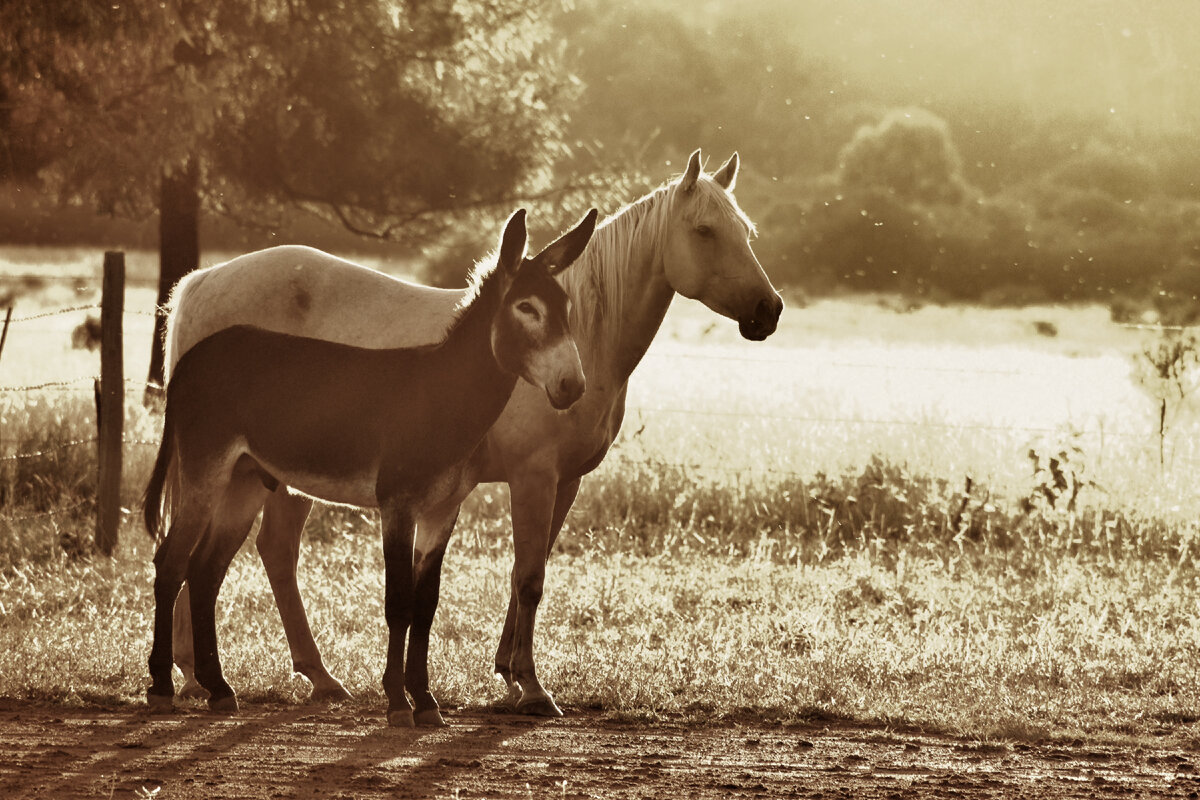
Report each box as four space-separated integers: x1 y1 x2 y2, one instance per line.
3 248 1200 745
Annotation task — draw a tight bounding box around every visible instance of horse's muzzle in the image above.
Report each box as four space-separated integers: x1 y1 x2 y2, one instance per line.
547 375 586 410
738 294 784 341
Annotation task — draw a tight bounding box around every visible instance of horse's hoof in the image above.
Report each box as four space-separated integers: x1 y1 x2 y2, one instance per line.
208 694 239 714
516 694 563 718
414 708 446 727
387 709 415 728
146 692 175 712
309 682 353 704
497 683 522 710
178 680 210 700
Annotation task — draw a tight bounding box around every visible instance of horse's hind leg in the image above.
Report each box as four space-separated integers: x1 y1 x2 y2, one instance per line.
495 476 579 713
188 471 270 713
256 487 351 702
148 496 212 710
172 584 206 699
405 497 463 727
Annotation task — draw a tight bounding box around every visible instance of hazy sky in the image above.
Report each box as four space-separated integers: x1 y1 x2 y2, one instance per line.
739 0 1200 134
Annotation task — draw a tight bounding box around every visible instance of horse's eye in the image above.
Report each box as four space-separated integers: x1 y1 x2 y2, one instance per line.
695 224 713 237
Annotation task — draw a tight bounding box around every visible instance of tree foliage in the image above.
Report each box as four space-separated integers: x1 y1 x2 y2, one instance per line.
0 0 603 243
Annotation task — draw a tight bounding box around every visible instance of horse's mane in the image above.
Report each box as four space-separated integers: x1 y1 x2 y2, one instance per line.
557 171 755 361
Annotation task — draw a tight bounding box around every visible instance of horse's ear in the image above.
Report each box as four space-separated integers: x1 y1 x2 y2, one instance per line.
680 149 702 193
713 152 739 192
535 207 598 275
498 208 528 275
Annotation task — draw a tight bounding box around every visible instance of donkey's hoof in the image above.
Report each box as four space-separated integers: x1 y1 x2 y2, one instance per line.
310 682 353 704
208 694 239 714
387 709 415 728
178 679 210 700
414 708 446 727
146 692 175 712
516 694 563 718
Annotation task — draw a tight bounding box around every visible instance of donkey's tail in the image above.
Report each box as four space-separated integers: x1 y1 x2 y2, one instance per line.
142 402 175 540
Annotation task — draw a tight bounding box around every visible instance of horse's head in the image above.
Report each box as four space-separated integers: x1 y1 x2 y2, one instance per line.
493 207 598 409
661 150 783 341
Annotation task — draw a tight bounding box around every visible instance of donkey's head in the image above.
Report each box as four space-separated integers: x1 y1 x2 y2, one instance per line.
491 207 597 410
661 150 783 341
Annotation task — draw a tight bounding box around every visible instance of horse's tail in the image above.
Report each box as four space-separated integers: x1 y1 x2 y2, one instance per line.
142 401 176 540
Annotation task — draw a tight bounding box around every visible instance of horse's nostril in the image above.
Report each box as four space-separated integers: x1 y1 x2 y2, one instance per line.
560 376 583 398
756 296 783 323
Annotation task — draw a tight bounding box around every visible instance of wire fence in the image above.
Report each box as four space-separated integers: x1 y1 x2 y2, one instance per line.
2 266 1193 535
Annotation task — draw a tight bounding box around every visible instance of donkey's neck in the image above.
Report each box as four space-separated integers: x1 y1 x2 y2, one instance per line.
564 190 675 389
429 267 517 423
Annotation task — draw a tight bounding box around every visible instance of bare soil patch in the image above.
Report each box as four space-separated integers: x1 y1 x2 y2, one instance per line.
0 701 1198 799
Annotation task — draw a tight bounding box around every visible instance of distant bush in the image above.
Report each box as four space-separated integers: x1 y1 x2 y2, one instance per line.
1043 141 1158 202
836 109 973 205
752 106 1200 312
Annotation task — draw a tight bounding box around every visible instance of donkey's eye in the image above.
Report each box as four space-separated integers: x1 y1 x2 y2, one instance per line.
695 224 714 237
517 300 538 316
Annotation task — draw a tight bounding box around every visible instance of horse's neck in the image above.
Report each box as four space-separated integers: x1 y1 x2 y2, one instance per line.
571 194 675 388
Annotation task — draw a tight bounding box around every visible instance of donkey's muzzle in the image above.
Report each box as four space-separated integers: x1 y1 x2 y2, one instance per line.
547 374 585 410
738 294 784 341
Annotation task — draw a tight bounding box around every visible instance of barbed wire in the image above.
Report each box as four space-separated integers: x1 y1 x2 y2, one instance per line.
5 303 102 322
1 271 158 288
0 376 94 393
2 305 159 324
0 438 97 461
0 376 164 394
0 498 92 524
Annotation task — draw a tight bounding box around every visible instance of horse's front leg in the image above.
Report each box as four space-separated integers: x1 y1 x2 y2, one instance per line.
500 470 575 717
496 476 579 711
404 497 463 727
379 494 417 727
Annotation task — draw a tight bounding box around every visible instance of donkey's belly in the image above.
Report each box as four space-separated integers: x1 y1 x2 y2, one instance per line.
258 460 380 509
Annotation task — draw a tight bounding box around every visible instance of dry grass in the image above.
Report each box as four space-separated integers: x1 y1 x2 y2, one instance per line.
4 250 1200 743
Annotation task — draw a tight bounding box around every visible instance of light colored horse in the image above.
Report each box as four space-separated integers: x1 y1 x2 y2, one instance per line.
145 208 595 727
165 150 782 715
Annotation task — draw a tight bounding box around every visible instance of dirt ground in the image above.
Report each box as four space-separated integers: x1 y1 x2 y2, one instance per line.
1 700 1199 799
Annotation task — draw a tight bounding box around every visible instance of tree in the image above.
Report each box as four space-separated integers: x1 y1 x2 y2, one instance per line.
0 1 602 392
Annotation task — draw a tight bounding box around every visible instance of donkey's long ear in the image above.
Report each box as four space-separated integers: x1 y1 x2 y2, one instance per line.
498 208 528 275
680 149 703 193
713 152 739 192
535 208 598 276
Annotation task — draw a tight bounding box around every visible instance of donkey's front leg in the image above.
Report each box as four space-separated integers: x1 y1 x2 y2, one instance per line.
405 498 462 727
379 495 417 727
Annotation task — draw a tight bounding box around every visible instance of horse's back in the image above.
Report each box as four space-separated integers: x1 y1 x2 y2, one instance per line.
166 245 466 377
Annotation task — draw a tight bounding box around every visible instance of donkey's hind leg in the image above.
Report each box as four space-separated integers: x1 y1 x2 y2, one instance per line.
148 497 212 710
188 468 271 713
256 487 351 702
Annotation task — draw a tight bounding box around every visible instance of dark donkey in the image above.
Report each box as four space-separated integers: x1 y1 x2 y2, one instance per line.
142 207 597 727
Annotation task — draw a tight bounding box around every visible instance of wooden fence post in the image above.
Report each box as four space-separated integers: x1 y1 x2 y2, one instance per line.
96 251 125 556
0 306 12 365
